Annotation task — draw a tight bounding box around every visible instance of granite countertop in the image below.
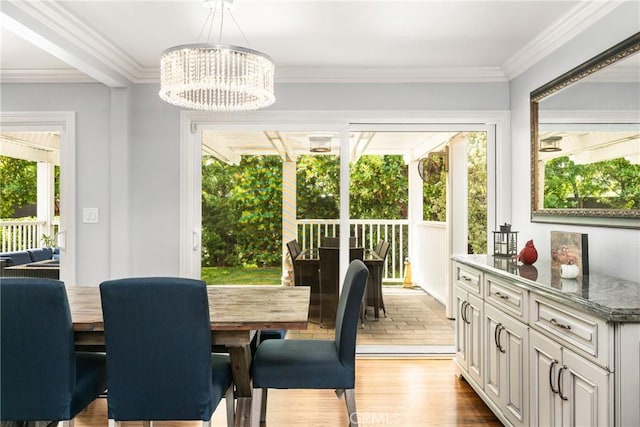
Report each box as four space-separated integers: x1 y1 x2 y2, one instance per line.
452 254 640 322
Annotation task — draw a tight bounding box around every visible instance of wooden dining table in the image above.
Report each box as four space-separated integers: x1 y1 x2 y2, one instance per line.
66 285 310 427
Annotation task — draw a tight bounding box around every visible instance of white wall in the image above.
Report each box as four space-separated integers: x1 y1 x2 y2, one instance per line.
509 1 640 282
1 83 115 285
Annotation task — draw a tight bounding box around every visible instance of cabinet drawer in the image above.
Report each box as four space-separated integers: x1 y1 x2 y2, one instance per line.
485 275 528 322
530 294 610 368
455 263 482 296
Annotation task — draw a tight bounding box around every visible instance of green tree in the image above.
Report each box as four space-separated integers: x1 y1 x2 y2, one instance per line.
544 156 640 209
422 162 446 222
0 157 37 217
230 156 283 267
350 155 408 219
467 132 487 254
202 155 283 267
296 155 340 219
296 154 408 220
0 156 60 218
201 157 240 266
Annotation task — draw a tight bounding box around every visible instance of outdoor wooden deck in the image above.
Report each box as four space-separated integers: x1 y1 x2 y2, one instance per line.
288 286 455 347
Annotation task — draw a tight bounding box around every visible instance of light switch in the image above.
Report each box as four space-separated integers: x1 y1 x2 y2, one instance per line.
83 207 99 224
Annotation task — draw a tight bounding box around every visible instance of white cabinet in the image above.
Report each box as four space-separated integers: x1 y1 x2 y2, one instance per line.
484 303 529 427
455 285 484 386
453 257 638 427
530 329 611 427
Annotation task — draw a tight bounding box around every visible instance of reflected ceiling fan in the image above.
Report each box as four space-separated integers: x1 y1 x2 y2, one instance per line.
418 148 448 185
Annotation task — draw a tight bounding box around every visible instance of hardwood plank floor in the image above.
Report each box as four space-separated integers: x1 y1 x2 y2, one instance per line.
74 358 501 426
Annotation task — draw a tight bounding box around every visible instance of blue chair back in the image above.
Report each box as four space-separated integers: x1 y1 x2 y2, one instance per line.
1 278 78 420
100 277 217 421
334 260 369 368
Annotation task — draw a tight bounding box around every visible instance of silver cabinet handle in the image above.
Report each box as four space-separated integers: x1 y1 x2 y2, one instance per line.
464 302 472 325
498 325 506 353
460 301 468 324
549 359 559 394
558 365 568 401
494 323 506 353
550 318 571 330
495 291 509 300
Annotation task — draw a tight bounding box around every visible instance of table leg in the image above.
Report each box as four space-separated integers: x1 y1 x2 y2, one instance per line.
214 330 255 427
228 344 253 427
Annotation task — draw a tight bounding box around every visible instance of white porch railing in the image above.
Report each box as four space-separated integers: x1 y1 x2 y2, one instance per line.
297 219 409 282
1 217 409 282
0 219 60 252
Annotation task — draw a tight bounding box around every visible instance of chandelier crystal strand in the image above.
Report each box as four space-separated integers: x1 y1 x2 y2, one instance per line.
160 44 274 111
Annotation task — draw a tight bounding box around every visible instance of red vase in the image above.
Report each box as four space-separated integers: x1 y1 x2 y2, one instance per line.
518 240 538 265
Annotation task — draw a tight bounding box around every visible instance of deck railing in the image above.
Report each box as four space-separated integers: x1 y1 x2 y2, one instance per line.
0 219 60 252
297 219 409 282
1 217 409 281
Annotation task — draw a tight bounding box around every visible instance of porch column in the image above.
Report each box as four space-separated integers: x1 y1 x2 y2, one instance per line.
282 160 297 285
37 161 55 246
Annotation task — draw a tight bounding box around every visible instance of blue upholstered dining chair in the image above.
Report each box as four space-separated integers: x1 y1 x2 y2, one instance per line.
99 277 235 427
250 260 369 427
0 278 108 426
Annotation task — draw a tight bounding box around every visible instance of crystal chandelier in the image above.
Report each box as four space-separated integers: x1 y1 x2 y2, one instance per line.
159 0 275 112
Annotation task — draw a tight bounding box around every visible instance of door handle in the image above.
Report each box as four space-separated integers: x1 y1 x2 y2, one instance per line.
464 302 472 325
495 324 506 353
192 231 200 251
558 365 568 401
495 291 509 300
460 301 468 324
550 318 571 330
549 359 559 394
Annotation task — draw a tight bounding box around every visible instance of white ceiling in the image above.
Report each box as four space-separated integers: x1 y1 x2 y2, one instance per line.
0 0 625 85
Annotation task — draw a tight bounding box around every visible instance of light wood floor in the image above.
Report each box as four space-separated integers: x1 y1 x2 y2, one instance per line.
74 358 501 427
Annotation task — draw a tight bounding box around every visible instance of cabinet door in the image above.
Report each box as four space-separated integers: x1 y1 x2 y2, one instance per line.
501 312 529 427
484 303 503 404
467 292 484 386
485 303 529 427
561 348 611 427
530 330 563 427
455 286 469 372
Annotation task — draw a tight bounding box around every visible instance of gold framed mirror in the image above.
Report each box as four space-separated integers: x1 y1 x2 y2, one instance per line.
530 32 640 229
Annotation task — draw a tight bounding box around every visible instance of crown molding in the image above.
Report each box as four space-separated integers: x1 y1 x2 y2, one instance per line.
0 66 509 84
0 69 97 84
502 0 625 79
274 67 508 83
3 0 141 85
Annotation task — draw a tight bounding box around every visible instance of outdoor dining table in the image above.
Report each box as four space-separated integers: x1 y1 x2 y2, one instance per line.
294 247 385 319
66 285 310 427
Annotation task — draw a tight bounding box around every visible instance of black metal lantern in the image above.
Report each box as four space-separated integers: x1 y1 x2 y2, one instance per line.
493 223 518 258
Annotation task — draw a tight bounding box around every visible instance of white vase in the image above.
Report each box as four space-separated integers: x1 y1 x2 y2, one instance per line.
560 263 580 279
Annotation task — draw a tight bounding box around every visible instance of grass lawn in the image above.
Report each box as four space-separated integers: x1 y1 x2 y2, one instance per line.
202 266 282 285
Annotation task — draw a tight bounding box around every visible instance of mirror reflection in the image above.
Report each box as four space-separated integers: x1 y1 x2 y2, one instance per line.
531 33 640 228
536 123 639 210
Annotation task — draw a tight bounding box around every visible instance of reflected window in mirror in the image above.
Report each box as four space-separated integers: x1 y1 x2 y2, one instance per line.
530 32 640 228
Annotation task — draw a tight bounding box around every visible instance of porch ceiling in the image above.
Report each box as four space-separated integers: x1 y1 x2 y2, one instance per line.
0 132 60 165
201 130 459 165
